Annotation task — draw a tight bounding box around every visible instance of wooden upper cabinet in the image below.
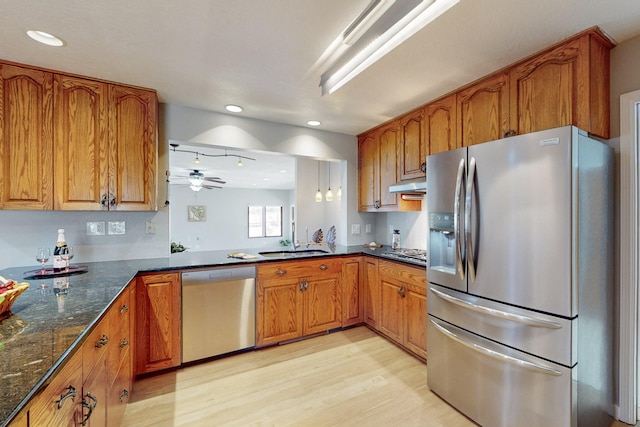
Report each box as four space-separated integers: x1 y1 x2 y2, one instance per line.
109 85 157 211
54 75 108 210
457 72 510 147
0 64 53 209
425 94 458 155
508 28 613 139
358 130 379 211
378 121 401 210
399 108 427 180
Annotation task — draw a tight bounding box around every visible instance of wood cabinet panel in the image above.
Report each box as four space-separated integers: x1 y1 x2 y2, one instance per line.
425 94 457 155
304 273 342 335
378 122 400 209
256 275 303 346
135 273 181 375
399 108 427 180
29 349 83 427
379 277 403 344
81 356 107 427
457 72 509 147
0 63 53 209
53 75 108 210
364 257 379 329
404 284 427 359
342 257 363 327
358 131 378 211
108 85 157 211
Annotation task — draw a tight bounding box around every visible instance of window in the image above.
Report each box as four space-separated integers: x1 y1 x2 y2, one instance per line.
248 205 282 238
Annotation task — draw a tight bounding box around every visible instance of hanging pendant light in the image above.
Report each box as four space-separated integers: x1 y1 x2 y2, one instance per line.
325 162 333 202
315 162 323 202
337 186 342 201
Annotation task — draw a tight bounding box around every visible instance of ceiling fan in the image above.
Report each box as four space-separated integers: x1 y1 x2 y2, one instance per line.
173 169 226 191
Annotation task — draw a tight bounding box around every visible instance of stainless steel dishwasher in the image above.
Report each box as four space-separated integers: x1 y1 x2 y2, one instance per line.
182 266 256 363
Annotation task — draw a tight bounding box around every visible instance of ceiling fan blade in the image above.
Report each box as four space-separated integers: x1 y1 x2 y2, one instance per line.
202 184 223 189
203 178 226 184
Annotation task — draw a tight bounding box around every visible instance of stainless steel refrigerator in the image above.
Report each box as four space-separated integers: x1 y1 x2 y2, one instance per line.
426 126 614 427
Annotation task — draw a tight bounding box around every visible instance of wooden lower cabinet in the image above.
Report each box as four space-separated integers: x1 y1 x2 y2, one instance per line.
363 257 379 329
342 257 363 327
376 260 427 360
257 259 342 346
135 273 181 375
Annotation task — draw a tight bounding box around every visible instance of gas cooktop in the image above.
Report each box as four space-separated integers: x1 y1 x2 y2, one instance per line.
382 248 427 265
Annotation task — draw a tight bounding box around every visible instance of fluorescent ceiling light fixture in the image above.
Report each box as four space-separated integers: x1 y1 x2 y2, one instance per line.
26 30 64 47
225 104 243 113
320 0 460 95
307 120 321 126
342 0 396 46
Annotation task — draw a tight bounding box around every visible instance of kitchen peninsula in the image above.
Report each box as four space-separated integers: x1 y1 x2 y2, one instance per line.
0 245 425 426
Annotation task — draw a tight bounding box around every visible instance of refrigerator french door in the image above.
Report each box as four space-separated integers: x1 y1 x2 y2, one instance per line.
426 126 614 427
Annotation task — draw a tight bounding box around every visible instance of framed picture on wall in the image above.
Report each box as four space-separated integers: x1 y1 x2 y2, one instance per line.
188 205 206 222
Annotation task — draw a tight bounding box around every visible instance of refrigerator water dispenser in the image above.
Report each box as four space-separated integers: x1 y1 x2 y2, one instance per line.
429 212 457 274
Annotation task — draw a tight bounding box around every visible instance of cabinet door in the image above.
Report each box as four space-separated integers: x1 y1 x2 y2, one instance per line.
0 63 53 209
358 131 379 211
378 122 400 210
256 275 304 346
107 344 131 427
303 272 342 335
53 75 108 210
342 257 363 327
29 349 83 427
404 284 427 360
457 72 509 147
364 257 379 329
135 273 181 374
399 108 427 180
108 85 157 211
425 94 458 155
379 276 403 345
81 357 107 427
107 288 132 388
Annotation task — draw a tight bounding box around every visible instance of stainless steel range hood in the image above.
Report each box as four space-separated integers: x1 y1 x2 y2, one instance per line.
389 177 426 194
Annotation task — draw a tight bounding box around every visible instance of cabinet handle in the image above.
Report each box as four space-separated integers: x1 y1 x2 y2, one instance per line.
120 338 129 348
56 385 76 409
120 304 129 314
81 392 97 426
100 192 116 209
398 286 406 298
319 265 328 271
503 129 516 138
304 280 309 291
374 200 381 209
299 280 305 292
275 268 287 276
120 389 130 403
95 334 109 348
420 162 426 173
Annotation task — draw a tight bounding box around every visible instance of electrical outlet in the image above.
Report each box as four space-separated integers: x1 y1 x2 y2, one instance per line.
86 221 105 236
108 221 126 235
351 224 361 235
145 220 156 234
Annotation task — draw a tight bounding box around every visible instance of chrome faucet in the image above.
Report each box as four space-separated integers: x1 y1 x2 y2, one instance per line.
290 221 300 251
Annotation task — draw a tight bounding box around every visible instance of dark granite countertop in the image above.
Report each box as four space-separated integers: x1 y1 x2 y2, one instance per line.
0 244 423 425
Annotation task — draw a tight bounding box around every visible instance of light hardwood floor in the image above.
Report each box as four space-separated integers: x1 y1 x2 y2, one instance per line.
122 326 636 427
122 327 474 426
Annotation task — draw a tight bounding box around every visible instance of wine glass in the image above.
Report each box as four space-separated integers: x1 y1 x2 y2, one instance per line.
36 247 51 274
61 247 74 272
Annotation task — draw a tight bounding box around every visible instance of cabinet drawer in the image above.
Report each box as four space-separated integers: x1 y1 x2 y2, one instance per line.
378 260 426 289
30 349 82 427
257 258 343 279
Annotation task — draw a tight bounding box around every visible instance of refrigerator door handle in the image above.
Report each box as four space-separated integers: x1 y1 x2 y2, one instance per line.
454 158 466 280
430 319 562 376
430 287 562 329
465 156 477 282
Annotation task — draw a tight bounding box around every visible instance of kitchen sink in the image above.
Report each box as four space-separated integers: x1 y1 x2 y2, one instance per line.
259 249 329 258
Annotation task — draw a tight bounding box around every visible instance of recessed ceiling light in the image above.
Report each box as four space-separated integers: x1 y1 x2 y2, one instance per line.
307 120 321 126
225 104 243 113
26 30 64 47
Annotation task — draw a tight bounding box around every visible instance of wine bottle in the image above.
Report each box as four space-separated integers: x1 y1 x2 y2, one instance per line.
53 229 68 273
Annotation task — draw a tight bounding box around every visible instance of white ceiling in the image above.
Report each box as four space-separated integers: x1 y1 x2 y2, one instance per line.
3 0 640 138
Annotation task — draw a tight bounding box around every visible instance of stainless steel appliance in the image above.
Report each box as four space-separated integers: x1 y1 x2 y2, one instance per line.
182 266 256 363
426 126 614 427
382 248 427 266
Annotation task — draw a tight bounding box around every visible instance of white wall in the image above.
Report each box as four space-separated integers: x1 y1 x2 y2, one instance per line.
170 186 293 251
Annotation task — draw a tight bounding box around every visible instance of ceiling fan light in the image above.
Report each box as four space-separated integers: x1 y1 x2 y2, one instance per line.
190 184 203 192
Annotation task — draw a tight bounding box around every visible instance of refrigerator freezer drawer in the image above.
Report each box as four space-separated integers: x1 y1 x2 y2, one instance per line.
427 317 575 427
428 284 574 366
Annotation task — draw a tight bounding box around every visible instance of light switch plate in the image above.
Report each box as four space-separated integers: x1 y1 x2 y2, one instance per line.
351 224 361 235
108 221 126 235
87 221 105 236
